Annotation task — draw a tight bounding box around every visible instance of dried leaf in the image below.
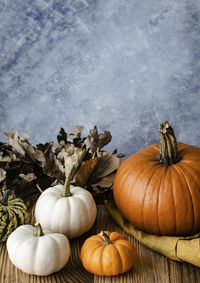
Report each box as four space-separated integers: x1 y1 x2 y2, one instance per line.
53 141 65 156
55 159 65 173
0 143 16 162
98 131 112 150
4 130 26 156
64 147 86 178
88 153 120 184
56 148 66 161
57 128 67 143
19 173 36 182
93 172 115 188
75 157 100 187
69 125 84 140
42 144 61 179
33 148 46 164
36 142 52 155
84 126 112 153
4 130 45 163
84 127 98 153
0 168 6 182
0 153 12 162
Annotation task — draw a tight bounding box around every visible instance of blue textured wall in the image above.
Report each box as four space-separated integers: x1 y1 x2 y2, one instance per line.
1 0 200 156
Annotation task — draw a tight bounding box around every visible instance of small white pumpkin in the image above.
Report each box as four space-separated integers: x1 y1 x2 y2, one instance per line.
6 222 70 276
34 165 97 239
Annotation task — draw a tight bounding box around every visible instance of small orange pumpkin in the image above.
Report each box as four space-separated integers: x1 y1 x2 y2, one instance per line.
80 231 137 276
113 121 200 236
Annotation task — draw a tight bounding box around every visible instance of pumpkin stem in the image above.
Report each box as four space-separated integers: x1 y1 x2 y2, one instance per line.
1 190 10 205
101 231 112 246
157 121 179 165
63 163 77 197
34 222 44 237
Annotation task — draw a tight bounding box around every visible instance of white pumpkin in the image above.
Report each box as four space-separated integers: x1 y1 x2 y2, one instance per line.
34 174 97 238
6 223 70 276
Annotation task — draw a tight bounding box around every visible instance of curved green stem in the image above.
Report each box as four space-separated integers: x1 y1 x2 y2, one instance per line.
34 222 44 237
1 190 10 206
101 231 112 246
156 121 179 165
63 163 77 197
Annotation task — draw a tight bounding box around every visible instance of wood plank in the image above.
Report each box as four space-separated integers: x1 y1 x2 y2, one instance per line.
1 205 200 282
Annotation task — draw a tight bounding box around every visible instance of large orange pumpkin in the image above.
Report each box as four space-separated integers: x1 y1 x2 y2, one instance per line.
80 231 137 276
113 121 200 236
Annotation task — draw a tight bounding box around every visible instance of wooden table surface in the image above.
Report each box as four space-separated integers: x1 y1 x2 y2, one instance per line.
1 205 200 283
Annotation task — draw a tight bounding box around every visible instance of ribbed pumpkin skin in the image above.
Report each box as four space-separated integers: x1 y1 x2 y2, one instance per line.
35 185 97 239
0 192 27 242
81 231 137 276
113 142 200 236
7 224 70 276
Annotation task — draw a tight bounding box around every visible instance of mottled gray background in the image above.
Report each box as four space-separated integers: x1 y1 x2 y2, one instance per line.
0 0 200 156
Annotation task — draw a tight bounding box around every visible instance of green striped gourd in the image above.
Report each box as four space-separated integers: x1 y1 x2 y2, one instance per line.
0 190 27 242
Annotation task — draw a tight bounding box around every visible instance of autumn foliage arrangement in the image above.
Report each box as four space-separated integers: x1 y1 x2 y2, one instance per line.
0 125 123 213
0 125 134 276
